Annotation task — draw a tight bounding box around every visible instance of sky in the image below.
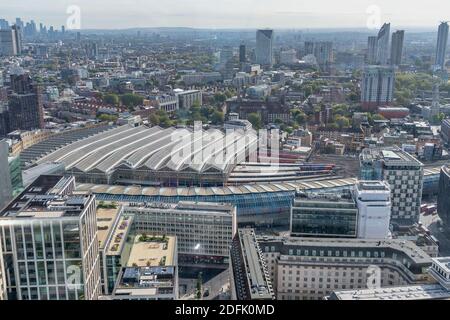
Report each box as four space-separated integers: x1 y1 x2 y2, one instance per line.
1 0 449 30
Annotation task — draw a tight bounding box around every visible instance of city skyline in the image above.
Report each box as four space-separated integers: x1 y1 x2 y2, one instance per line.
1 1 450 30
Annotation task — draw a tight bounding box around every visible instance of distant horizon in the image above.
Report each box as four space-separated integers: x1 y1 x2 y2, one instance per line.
1 0 449 31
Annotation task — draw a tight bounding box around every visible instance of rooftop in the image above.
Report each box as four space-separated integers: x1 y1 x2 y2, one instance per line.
361 147 423 167
127 234 175 267
329 284 450 300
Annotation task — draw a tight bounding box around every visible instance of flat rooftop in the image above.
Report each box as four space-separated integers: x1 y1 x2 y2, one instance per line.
96 205 121 250
361 147 423 166
330 284 450 300
127 234 175 267
356 181 390 192
257 236 431 265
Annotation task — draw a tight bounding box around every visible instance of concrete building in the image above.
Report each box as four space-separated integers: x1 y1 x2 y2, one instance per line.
376 23 391 65
0 175 102 300
124 201 236 267
355 181 391 239
174 89 202 109
147 94 179 113
390 30 405 66
111 234 178 300
360 147 424 227
256 29 274 67
258 235 432 300
290 191 358 238
435 22 449 70
361 65 395 111
230 229 274 300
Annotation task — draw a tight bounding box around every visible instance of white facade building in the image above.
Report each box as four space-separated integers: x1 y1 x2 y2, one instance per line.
256 29 274 67
174 89 202 109
355 181 391 239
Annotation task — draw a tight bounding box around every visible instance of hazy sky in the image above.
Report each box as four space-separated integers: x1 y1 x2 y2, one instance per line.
1 0 449 30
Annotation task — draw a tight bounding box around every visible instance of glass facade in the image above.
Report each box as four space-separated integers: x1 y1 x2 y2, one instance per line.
291 199 358 237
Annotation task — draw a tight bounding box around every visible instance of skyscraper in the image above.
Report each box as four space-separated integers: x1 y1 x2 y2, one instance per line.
367 36 378 64
390 30 405 66
361 65 395 111
0 26 21 56
360 147 424 227
239 44 246 63
0 139 12 210
435 22 449 70
8 73 44 131
256 29 274 67
376 23 390 65
0 175 102 300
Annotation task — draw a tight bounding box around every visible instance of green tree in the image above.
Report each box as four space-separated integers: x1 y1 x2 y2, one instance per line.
211 111 224 125
103 93 120 106
334 115 350 129
247 113 262 130
120 93 144 109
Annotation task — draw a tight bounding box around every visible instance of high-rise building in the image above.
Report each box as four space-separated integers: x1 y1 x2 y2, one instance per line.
437 165 450 231
303 41 333 66
256 29 274 67
360 65 395 111
435 22 449 70
355 181 391 239
8 73 44 131
390 30 405 66
360 147 424 227
0 139 12 210
0 175 102 300
0 26 21 56
0 19 9 30
239 44 246 63
367 36 378 64
376 23 391 65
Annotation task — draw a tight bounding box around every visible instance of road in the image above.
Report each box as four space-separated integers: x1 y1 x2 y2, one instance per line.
179 268 230 300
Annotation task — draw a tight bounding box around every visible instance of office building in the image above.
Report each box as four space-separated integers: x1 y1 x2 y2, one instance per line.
8 73 45 132
239 44 246 63
328 257 450 300
438 165 450 230
435 22 449 70
256 29 274 67
304 41 333 67
390 30 405 66
290 191 358 238
124 201 236 266
111 234 178 300
230 229 275 300
258 235 432 300
441 119 450 144
361 65 395 111
0 139 12 210
367 36 378 64
355 181 391 239
0 25 21 56
0 175 102 300
360 147 424 227
376 23 390 65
